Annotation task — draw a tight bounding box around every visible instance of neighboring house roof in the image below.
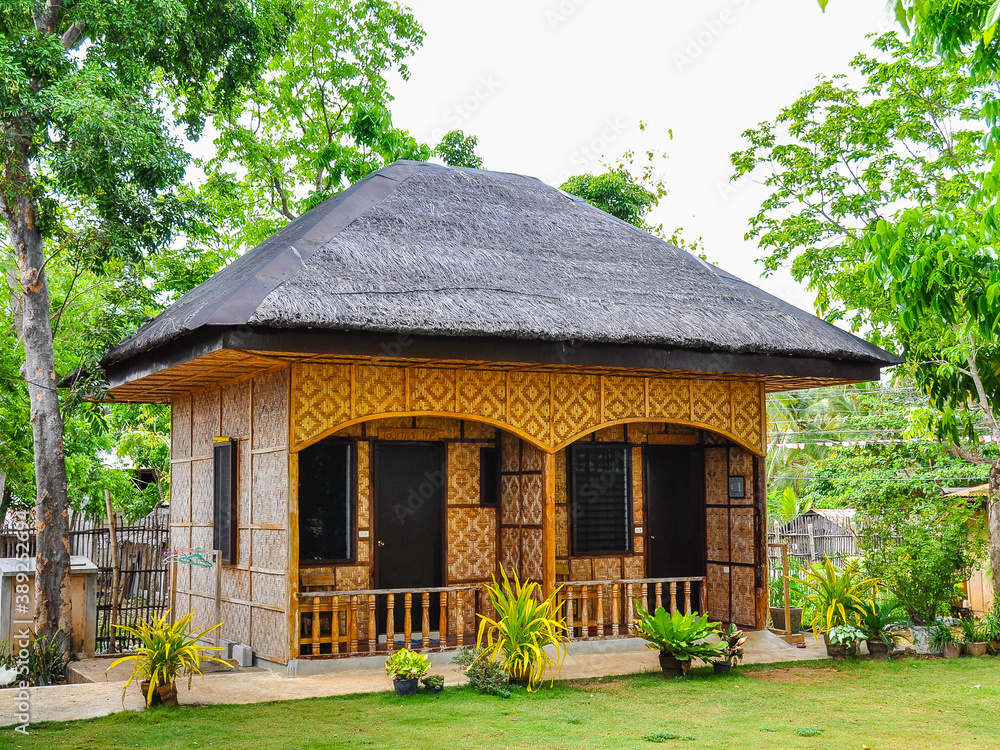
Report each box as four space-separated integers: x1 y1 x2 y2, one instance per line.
102 161 900 383
778 508 856 534
946 484 991 498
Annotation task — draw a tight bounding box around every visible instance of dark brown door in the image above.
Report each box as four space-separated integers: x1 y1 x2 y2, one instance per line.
645 445 705 580
375 442 444 641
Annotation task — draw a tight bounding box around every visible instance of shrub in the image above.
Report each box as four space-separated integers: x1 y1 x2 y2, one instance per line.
0 631 69 686
452 647 511 698
856 598 906 646
476 566 568 691
632 604 725 664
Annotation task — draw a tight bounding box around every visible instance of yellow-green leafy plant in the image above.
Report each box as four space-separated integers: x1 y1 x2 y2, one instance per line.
384 648 430 680
799 557 878 637
108 610 231 707
476 565 568 692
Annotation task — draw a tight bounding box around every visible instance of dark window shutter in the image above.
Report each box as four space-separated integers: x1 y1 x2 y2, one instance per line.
213 440 238 564
570 443 630 555
298 441 353 562
480 447 500 506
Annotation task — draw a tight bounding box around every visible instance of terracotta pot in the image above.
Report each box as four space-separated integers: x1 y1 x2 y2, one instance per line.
157 682 179 707
139 681 162 707
866 640 889 659
990 638 1000 654
658 652 689 678
942 643 961 659
712 661 732 675
966 641 988 657
769 606 803 633
393 678 419 697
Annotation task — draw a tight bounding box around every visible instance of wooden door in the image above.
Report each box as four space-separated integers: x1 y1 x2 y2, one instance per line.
645 445 705 580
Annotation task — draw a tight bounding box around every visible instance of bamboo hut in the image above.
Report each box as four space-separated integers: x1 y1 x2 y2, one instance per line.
100 161 900 673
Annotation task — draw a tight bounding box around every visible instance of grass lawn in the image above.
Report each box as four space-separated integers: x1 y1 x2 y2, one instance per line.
9 658 1000 749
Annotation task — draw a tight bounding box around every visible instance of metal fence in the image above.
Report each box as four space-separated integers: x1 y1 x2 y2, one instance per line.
0 508 169 652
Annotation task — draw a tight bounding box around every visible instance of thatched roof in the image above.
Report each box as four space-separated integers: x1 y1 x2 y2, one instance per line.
103 161 899 370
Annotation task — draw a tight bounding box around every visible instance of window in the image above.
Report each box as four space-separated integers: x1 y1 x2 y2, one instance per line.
213 440 238 564
480 446 500 506
569 443 630 554
298 440 353 563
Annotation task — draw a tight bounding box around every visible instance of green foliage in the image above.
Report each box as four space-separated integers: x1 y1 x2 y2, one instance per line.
643 731 695 742
452 647 511 698
421 674 445 691
983 599 1000 640
930 621 956 649
769 556 811 610
384 647 430 680
722 623 747 666
632 604 725 664
826 624 866 646
560 168 659 228
476 566 568 692
857 492 985 625
199 0 430 252
0 630 69 686
959 617 989 643
798 557 877 636
435 130 485 169
108 610 230 707
856 598 905 646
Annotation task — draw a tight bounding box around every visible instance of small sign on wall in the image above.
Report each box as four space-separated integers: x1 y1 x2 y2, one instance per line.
728 476 746 499
379 428 439 441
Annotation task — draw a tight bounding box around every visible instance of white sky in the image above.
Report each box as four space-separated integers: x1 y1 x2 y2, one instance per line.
387 0 895 312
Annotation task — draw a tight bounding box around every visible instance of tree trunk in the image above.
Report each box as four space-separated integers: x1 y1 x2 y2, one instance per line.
10 202 72 640
990 458 1000 610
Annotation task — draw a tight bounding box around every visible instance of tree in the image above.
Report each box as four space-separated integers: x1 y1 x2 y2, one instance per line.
435 130 485 169
1 0 292 639
732 32 1000 590
200 0 431 252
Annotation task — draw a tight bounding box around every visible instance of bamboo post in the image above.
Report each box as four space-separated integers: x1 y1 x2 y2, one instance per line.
626 583 634 636
581 585 590 640
807 523 817 561
386 594 395 652
456 590 465 646
421 592 430 649
596 584 605 637
782 543 791 636
654 582 662 611
439 591 448 648
311 597 320 654
332 595 340 654
104 490 120 653
404 593 413 648
699 581 707 615
566 585 575 639
611 584 620 636
368 594 377 653
350 595 359 653
683 581 692 615
640 582 648 614
541 453 557 597
669 581 677 616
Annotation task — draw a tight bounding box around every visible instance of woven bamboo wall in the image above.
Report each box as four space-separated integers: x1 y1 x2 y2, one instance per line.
704 445 759 626
498 432 545 583
169 366 291 664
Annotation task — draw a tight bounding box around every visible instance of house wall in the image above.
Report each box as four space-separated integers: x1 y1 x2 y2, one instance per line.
169 366 291 664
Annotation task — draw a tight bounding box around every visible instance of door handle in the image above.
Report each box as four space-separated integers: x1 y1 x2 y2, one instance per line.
650 535 655 540
378 540 385 547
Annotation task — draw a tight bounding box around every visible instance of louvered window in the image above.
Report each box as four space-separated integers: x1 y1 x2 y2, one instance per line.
570 443 631 555
298 440 353 563
213 440 238 565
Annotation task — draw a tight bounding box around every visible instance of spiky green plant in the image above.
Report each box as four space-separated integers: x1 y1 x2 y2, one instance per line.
108 610 230 706
632 603 726 664
856 598 905 646
476 566 568 692
799 557 877 637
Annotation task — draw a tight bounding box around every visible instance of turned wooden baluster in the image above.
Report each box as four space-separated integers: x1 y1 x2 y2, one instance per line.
566 585 575 639
669 582 678 616
596 584 605 637
626 583 634 636
654 582 663 611
349 595 359 653
404 593 413 648
640 583 648 615
611 583 620 637
684 581 692 614
439 591 448 648
422 592 431 649
368 594 377 652
311 597 321 654
456 590 465 646
699 582 707 616
581 585 590 640
386 593 395 653
331 595 340 654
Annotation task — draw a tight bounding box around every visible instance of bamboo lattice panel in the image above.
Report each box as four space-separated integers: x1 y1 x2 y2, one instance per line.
290 363 766 454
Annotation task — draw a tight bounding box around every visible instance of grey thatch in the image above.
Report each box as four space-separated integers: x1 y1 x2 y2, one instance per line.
104 161 899 368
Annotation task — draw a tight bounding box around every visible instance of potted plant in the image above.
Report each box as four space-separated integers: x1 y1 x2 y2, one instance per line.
768 561 806 633
930 621 961 658
108 611 230 707
825 624 865 659
422 674 445 694
983 601 1000 653
960 618 989 656
713 623 746 674
799 556 876 657
475 566 568 691
385 648 430 696
633 603 725 678
857 598 904 659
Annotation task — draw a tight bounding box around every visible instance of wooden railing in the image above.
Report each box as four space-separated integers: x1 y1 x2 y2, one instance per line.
297 585 483 658
558 577 706 640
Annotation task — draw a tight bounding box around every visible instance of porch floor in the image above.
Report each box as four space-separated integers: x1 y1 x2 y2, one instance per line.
8 632 827 726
